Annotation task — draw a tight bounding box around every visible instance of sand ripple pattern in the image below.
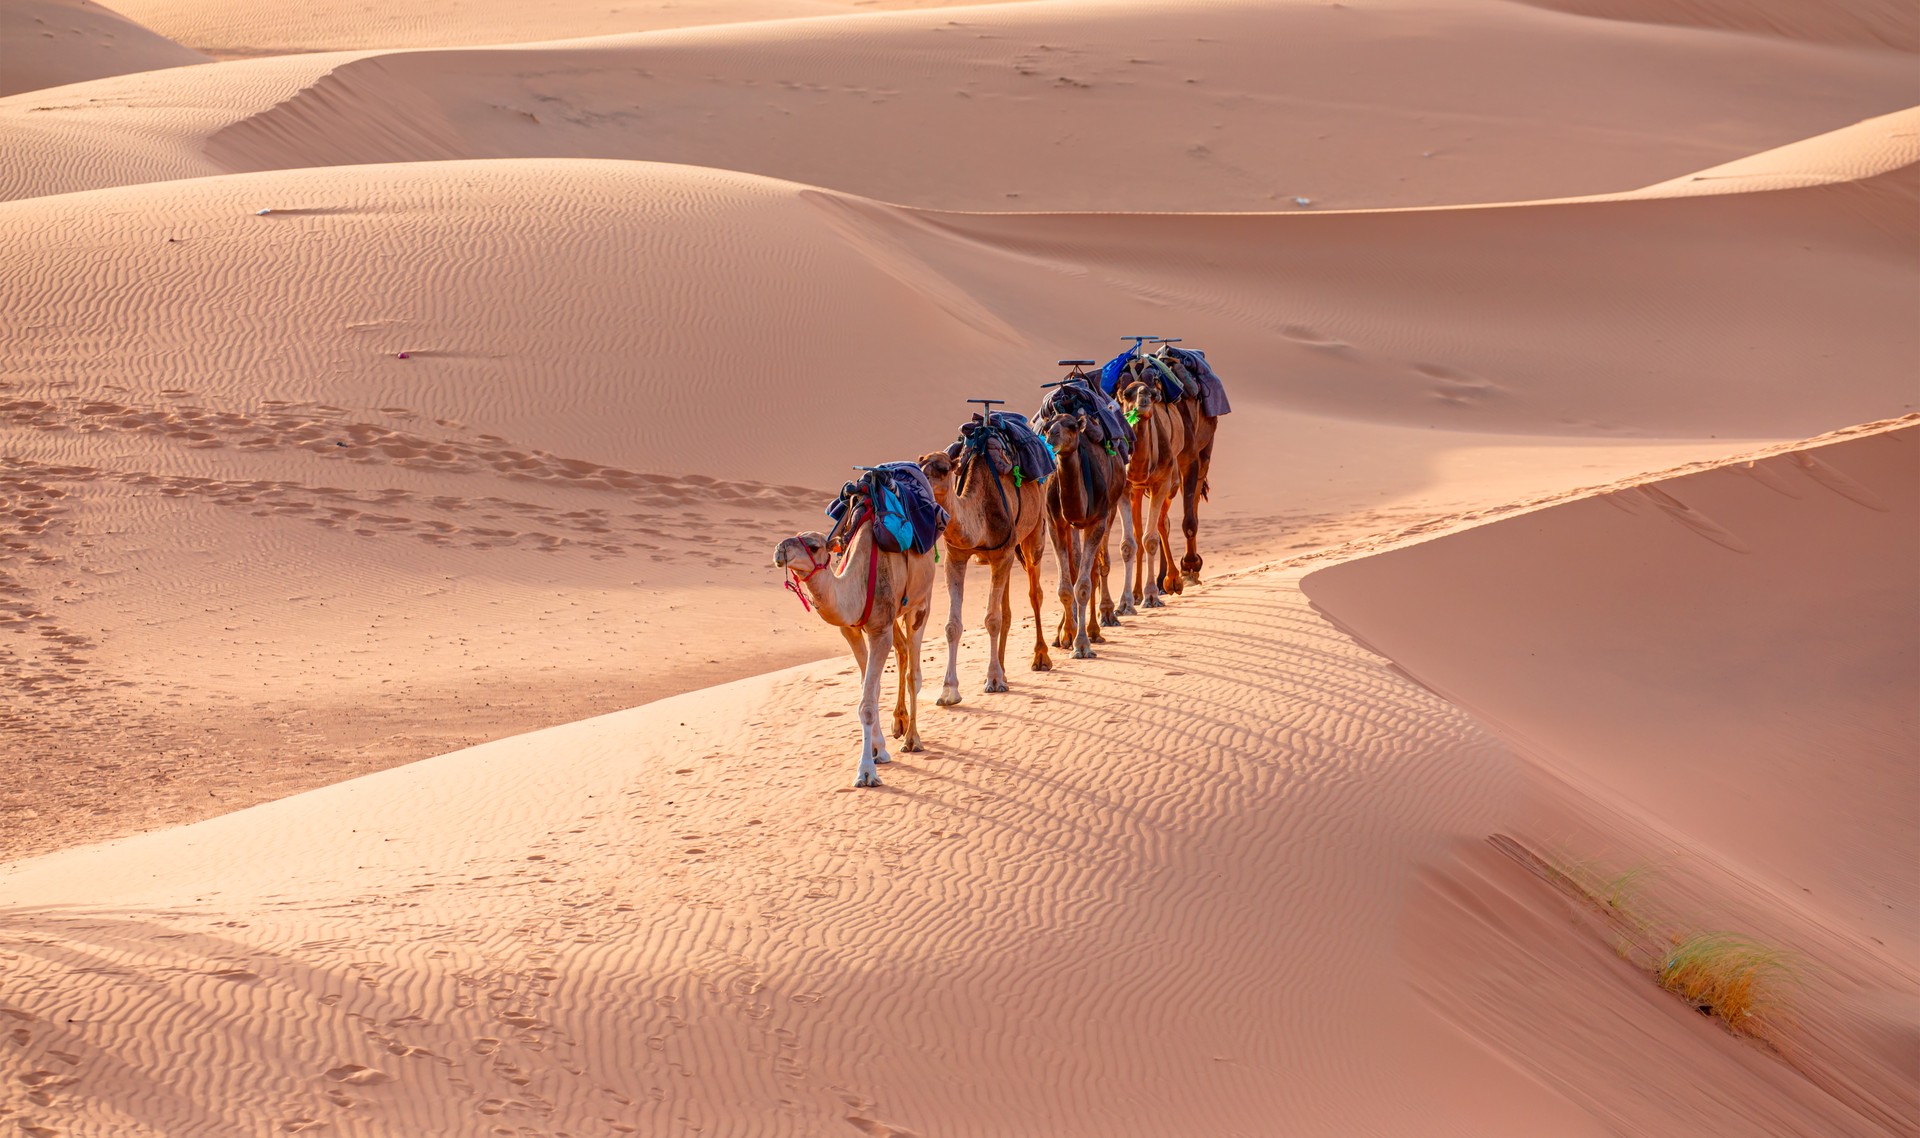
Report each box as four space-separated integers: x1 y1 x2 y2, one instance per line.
0 575 1533 1136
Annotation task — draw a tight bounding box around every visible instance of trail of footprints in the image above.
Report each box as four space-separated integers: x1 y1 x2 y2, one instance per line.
2 388 822 560
0 385 826 717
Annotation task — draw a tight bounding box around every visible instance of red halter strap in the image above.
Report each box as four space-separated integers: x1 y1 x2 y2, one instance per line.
783 540 832 613
782 507 880 628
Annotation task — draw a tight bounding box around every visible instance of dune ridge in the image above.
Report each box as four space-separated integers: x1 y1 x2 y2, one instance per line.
2 104 1913 856
6 0 1917 207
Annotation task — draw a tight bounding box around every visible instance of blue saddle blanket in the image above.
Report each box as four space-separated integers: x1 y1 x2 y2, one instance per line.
826 462 948 555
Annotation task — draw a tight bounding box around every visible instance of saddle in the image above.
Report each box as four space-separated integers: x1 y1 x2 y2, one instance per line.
825 463 948 555
945 410 1057 493
1036 378 1133 459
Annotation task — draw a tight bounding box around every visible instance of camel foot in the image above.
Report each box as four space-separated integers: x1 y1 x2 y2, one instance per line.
1181 570 1202 586
1032 656 1052 673
936 688 961 707
1116 600 1137 617
891 716 907 739
1072 643 1097 660
1052 634 1071 650
855 769 883 788
1099 610 1120 627
1142 594 1166 608
984 676 1010 694
903 737 923 753
1089 628 1107 644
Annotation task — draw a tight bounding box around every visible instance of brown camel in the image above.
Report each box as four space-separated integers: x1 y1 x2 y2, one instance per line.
773 489 934 787
1037 409 1128 658
1116 373 1189 611
1151 345 1221 588
919 430 1050 706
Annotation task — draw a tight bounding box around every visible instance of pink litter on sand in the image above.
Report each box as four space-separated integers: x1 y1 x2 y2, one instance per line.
397 352 410 359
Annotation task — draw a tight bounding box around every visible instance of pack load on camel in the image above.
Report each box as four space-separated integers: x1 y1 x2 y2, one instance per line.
943 402 1057 491
1157 344 1232 417
1099 337 1233 417
1038 363 1133 460
826 462 948 555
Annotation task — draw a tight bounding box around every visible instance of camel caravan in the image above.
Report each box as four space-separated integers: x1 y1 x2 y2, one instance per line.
774 337 1231 786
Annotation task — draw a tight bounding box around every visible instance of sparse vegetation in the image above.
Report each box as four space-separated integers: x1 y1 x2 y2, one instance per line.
1490 835 1796 1042
1659 934 1790 1036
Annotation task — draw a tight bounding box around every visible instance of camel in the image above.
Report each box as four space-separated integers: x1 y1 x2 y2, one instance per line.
1151 345 1221 589
1116 371 1189 612
919 424 1051 706
1037 406 1128 658
773 484 935 787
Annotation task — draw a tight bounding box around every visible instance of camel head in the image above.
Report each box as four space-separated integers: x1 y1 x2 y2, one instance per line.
773 531 832 571
917 451 955 507
1041 411 1087 457
1116 377 1158 421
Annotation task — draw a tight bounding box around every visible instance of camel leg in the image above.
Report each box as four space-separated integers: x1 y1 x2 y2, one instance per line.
839 625 867 674
981 555 1013 694
1070 524 1098 659
894 607 926 752
1083 511 1113 648
1050 513 1076 650
936 551 968 707
1180 447 1211 585
1120 487 1144 615
1146 485 1175 605
855 624 895 787
1159 467 1186 596
1136 488 1165 608
1098 533 1113 637
1094 510 1118 630
1021 536 1052 672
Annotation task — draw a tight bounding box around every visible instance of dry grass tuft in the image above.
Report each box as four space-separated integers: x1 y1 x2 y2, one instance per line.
1659 933 1790 1036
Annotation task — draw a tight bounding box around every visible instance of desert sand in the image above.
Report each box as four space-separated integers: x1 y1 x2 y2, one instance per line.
2 0 1915 1134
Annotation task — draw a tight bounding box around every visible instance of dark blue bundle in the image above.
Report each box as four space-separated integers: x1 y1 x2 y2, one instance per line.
825 462 948 555
949 411 1057 489
1037 378 1133 459
1163 345 1232 416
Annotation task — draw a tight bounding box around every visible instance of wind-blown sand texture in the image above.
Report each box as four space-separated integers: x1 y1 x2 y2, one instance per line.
2 0 1916 1133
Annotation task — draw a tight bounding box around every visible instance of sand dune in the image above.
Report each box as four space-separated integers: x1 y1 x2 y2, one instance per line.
1518 0 1918 52
4 425 1908 1137
111 0 1018 56
0 0 205 97
4 0 1914 1131
3 104 1914 854
1304 417 1919 1130
6 0 1917 207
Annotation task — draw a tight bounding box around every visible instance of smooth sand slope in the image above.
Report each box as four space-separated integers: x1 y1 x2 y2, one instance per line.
110 0 1022 56
4 109 1915 854
0 0 205 97
5 0 1918 207
3 425 1910 1137
1304 418 1919 1132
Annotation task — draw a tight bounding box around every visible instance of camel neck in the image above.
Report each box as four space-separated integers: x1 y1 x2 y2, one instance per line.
803 520 877 628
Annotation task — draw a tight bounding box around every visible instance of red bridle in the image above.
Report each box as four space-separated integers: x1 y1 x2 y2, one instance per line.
782 506 881 627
